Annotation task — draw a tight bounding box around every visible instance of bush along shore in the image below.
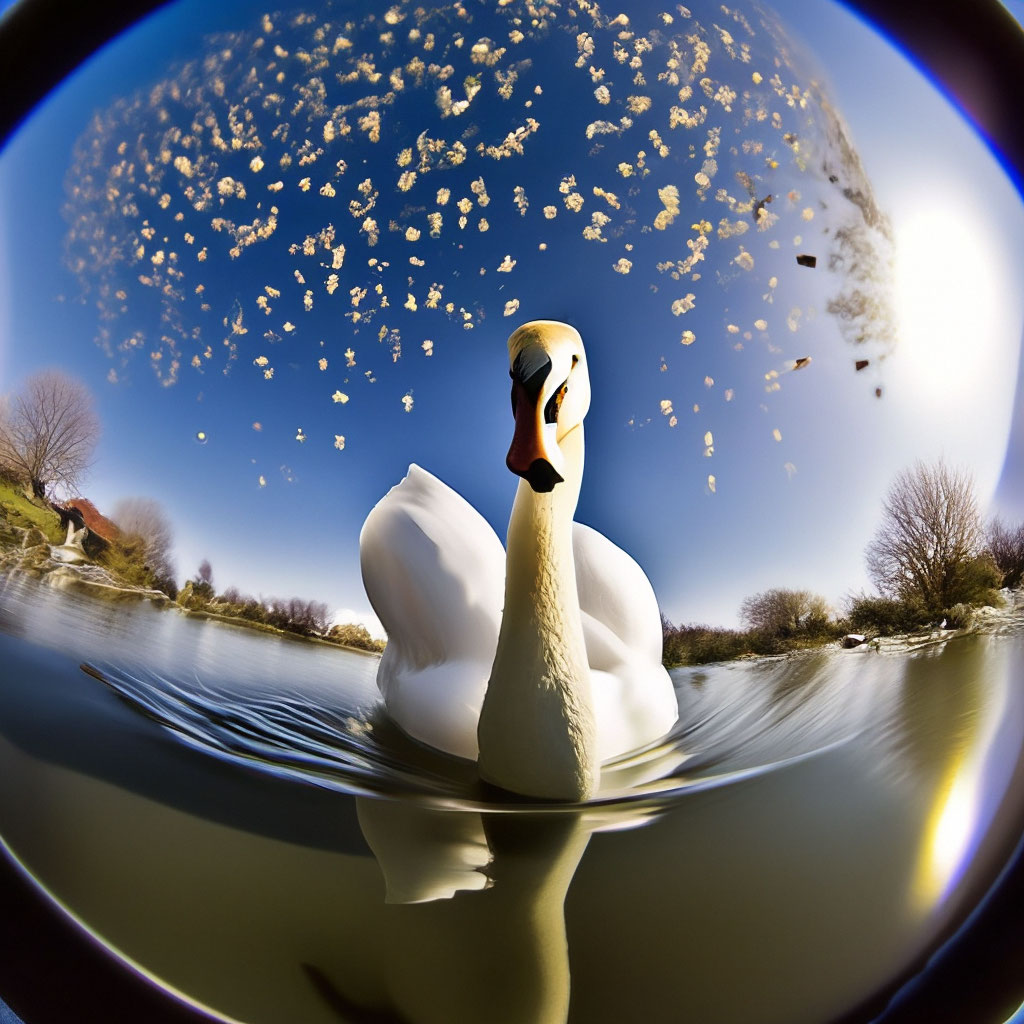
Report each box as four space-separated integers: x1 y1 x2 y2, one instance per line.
663 460 1024 667
661 588 1023 668
0 477 384 655
5 452 1024 667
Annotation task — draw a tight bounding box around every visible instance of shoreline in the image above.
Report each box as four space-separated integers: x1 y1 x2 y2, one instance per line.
667 590 1024 671
175 603 382 657
5 512 1021 670
0 521 383 659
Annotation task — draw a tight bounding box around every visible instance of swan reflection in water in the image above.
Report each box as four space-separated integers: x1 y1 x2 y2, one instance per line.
0 584 1023 1023
352 800 600 1024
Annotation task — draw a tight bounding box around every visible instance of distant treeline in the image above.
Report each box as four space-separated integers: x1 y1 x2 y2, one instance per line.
662 467 1024 668
0 481 386 653
179 565 385 652
8 436 1024 669
661 589 846 667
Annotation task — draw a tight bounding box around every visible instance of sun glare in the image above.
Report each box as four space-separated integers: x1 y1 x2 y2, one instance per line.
887 195 1022 504
892 203 1001 412
911 757 978 913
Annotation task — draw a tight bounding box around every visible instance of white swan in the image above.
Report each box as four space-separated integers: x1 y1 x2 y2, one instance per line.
360 321 678 800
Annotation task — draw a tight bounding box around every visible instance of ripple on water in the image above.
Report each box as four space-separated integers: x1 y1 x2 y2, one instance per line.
4 575 1024 1024
84 651 861 822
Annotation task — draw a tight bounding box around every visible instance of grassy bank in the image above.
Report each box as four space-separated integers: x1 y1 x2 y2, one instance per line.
0 479 63 544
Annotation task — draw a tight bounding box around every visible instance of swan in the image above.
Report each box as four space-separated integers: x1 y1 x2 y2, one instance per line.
360 320 678 800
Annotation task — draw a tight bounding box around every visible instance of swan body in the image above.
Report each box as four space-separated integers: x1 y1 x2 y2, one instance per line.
360 321 678 799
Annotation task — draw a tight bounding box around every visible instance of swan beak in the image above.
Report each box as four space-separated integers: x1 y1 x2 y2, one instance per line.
507 379 564 492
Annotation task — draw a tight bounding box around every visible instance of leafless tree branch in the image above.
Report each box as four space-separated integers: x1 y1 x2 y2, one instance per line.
0 370 100 500
866 460 993 614
987 516 1024 590
111 496 176 583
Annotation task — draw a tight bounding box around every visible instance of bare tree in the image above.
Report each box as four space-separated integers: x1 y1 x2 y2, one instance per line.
111 497 176 585
0 370 100 500
739 588 831 638
282 596 330 636
309 601 330 635
866 460 997 614
191 559 215 601
987 516 1024 590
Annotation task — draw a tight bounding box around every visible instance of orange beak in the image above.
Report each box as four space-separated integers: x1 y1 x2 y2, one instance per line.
506 378 564 492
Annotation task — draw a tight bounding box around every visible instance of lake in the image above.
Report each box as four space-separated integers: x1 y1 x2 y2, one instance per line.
1 571 1023 1023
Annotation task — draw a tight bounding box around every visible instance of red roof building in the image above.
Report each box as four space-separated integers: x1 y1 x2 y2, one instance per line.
65 498 120 543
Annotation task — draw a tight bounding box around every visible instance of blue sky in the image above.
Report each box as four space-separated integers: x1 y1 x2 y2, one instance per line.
1 0 1022 630
999 0 1024 30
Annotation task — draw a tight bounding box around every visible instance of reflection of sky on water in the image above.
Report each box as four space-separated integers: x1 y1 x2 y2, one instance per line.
0 0 1022 629
3 576 1024 1023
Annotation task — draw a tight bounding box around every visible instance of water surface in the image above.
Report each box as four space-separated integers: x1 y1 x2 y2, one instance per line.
1 572 1023 1024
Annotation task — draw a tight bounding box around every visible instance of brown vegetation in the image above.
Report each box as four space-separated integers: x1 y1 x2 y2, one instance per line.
986 517 1024 590
739 588 832 639
663 587 845 668
183 567 382 650
328 622 386 653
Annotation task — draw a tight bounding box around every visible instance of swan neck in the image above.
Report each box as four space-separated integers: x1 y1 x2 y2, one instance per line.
513 426 582 541
478 426 597 801
506 427 583 628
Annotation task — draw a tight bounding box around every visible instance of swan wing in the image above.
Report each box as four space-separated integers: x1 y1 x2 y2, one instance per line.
572 522 663 662
572 522 679 761
360 465 505 759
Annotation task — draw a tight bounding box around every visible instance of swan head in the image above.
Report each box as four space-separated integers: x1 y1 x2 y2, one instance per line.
505 320 591 493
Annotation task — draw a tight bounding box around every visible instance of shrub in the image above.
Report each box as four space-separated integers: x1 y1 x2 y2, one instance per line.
101 535 159 589
847 594 931 635
942 603 976 630
237 599 268 623
952 552 1003 608
189 560 215 604
739 588 833 640
328 622 386 653
685 627 752 664
662 622 770 666
987 517 1024 589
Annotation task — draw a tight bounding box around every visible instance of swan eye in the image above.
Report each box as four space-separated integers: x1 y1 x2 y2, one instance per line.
544 380 568 424
510 354 552 418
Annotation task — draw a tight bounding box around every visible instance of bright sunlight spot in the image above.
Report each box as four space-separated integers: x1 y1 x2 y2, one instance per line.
892 204 999 413
888 196 1020 505
913 758 979 913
